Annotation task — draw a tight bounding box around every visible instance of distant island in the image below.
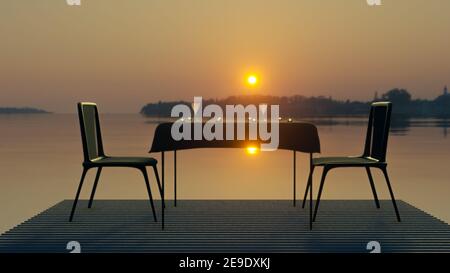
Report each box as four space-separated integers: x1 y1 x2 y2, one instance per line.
0 107 50 114
141 87 450 119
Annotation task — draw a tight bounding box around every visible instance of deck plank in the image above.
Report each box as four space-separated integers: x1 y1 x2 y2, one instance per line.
0 200 449 253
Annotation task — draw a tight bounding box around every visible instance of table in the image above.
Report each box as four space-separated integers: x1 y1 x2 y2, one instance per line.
149 122 321 229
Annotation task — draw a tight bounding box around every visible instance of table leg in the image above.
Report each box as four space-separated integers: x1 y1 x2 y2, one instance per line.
174 150 177 207
293 150 296 207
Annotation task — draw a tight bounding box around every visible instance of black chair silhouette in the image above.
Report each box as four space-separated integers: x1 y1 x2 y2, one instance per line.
302 102 401 223
69 102 164 227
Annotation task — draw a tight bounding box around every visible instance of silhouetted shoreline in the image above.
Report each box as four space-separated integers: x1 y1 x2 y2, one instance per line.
0 107 50 114
141 88 450 119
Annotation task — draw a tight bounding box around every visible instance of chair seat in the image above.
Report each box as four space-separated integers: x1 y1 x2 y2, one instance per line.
88 156 157 167
312 156 382 166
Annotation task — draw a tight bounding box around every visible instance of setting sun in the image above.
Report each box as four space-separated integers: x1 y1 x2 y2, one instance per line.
247 75 258 86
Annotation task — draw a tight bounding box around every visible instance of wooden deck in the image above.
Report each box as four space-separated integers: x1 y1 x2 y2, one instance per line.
0 200 449 253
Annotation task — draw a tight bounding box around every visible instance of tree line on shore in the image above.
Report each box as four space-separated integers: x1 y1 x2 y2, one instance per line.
140 87 450 119
0 107 49 114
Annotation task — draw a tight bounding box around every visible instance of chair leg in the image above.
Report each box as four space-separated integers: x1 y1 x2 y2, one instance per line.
293 151 296 207
88 167 102 208
365 167 380 209
161 152 165 209
313 167 329 222
302 167 314 209
140 168 158 223
381 167 401 222
152 165 165 230
152 165 164 201
302 181 309 209
309 167 313 230
69 167 88 222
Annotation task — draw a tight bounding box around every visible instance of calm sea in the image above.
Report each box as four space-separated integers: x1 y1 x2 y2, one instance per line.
1 114 449 233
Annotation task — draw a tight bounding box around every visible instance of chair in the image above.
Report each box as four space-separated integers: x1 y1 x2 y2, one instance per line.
302 102 401 224
69 102 164 227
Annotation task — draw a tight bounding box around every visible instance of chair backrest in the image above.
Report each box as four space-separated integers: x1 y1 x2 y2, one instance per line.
77 102 105 162
363 102 392 162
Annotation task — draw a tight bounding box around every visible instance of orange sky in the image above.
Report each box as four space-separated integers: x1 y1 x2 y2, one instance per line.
1 0 449 113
